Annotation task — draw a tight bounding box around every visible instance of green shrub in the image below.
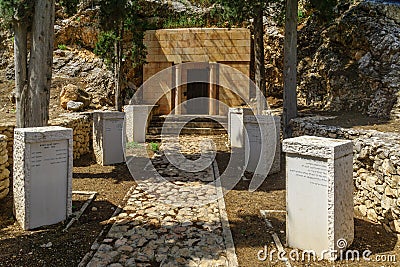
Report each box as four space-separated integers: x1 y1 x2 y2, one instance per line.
149 142 159 152
58 44 67 50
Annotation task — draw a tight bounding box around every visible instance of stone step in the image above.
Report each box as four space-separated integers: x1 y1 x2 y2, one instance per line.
148 121 227 129
147 127 227 135
151 115 228 124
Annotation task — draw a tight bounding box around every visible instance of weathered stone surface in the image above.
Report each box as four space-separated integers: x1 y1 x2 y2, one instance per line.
266 1 400 119
283 136 354 260
60 84 91 110
0 134 9 200
13 126 73 230
93 111 125 166
66 101 84 111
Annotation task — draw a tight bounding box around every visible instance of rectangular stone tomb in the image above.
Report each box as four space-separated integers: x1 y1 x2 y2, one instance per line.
93 111 125 165
228 107 253 148
13 126 73 230
244 115 281 175
124 105 154 143
283 136 354 260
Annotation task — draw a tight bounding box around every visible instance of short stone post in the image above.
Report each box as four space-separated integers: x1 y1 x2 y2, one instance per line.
283 136 354 260
93 111 125 166
124 105 154 143
13 126 73 230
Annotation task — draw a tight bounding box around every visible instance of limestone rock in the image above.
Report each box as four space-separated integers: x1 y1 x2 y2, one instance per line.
66 101 84 111
60 84 91 109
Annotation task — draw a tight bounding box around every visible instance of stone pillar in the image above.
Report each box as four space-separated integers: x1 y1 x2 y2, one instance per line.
244 115 281 175
175 65 182 115
0 135 9 200
93 111 125 166
283 136 354 260
13 126 73 230
124 105 153 143
209 64 217 115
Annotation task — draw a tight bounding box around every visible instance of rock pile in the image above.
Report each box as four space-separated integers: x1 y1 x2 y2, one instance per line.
53 49 114 108
60 84 91 110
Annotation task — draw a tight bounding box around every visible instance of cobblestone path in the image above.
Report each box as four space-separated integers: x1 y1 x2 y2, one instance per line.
86 135 237 267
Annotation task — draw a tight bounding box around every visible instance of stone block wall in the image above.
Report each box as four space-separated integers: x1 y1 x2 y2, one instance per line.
291 117 400 233
50 113 93 160
0 135 10 200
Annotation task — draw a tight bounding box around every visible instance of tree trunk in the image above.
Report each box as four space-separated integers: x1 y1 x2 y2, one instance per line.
114 23 123 111
14 21 29 128
254 4 266 115
26 0 55 127
283 0 298 138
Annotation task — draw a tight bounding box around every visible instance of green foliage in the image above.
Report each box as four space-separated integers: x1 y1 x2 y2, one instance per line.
96 0 148 68
94 31 118 66
0 0 33 23
149 142 159 152
59 0 79 16
307 0 339 21
58 44 67 50
127 141 140 149
162 13 206 29
214 0 284 26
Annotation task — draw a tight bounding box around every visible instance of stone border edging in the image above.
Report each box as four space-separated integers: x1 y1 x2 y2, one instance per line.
78 185 137 267
212 161 239 267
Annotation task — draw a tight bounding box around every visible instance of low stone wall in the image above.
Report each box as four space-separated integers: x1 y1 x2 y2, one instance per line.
50 113 93 160
291 117 400 233
0 135 10 200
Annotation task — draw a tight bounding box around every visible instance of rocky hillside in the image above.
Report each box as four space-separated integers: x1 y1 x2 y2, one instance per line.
265 0 400 119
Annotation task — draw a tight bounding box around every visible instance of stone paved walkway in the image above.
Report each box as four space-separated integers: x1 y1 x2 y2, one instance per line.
86 135 237 267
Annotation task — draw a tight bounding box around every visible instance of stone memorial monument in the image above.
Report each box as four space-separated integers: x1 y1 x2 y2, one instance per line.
93 111 125 165
283 136 354 260
228 107 253 148
244 115 281 175
124 105 154 143
13 126 73 230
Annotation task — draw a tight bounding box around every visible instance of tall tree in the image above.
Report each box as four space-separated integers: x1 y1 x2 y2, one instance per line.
0 0 55 127
95 0 147 111
215 0 283 114
282 0 298 138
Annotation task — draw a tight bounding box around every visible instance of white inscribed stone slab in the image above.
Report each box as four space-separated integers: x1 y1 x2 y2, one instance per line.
93 111 125 166
228 107 253 148
244 115 281 175
13 126 73 230
283 136 354 260
124 105 154 143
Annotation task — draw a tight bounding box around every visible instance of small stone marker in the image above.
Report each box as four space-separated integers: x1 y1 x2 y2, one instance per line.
93 111 125 165
244 115 281 175
283 136 354 260
13 126 73 230
228 107 253 148
124 105 153 143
